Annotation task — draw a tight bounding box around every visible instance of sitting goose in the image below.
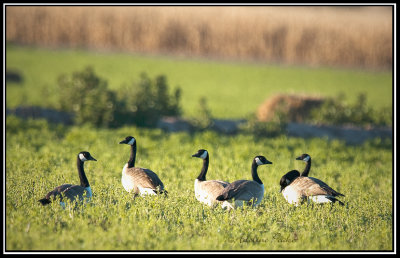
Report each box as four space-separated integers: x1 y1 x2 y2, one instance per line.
216 156 272 209
38 151 97 207
279 169 345 206
119 136 167 197
192 149 230 207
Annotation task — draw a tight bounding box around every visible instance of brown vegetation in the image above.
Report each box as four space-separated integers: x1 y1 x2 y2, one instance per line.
257 94 325 122
6 6 392 69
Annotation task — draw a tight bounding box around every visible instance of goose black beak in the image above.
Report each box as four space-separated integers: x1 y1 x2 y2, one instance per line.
119 140 127 144
191 154 198 157
263 159 272 164
90 157 97 161
295 156 302 160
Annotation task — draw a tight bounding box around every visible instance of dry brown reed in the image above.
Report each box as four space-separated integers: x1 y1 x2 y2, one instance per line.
6 6 393 69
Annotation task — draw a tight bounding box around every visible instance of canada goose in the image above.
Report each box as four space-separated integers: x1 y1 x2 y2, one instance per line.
119 136 167 196
216 156 272 209
296 153 311 177
279 165 345 206
191 149 230 207
38 151 97 207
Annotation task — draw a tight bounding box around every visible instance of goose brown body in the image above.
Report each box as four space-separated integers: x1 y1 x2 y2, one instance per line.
119 136 167 196
217 180 265 208
194 179 229 206
216 155 272 209
280 155 344 206
282 176 344 206
41 184 91 204
38 151 96 206
122 165 166 195
192 149 229 207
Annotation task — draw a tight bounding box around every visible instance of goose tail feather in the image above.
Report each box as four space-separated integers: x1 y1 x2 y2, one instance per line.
38 198 51 205
216 194 227 201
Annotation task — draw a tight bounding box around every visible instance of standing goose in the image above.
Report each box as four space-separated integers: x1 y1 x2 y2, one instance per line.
119 136 167 196
216 156 272 209
192 149 230 207
38 151 97 207
279 166 345 206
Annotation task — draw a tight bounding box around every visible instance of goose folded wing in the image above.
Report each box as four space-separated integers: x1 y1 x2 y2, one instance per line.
308 177 345 197
45 184 86 202
63 185 87 201
296 177 343 197
128 167 165 191
199 180 229 199
45 184 74 200
212 180 230 188
218 180 259 201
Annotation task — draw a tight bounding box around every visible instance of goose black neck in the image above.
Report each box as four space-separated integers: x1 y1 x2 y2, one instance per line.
197 156 209 181
127 142 137 168
251 161 263 185
77 156 90 188
301 159 311 177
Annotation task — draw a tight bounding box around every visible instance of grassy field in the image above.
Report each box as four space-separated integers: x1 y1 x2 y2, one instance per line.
6 46 393 119
5 115 393 251
5 46 393 252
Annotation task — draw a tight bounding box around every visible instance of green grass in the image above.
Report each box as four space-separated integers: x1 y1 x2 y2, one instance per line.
5 46 393 251
5 116 393 251
6 45 392 119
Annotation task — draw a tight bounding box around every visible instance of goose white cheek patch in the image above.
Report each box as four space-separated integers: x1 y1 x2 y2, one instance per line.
255 157 263 165
200 151 208 159
127 138 136 145
79 153 87 161
303 156 310 162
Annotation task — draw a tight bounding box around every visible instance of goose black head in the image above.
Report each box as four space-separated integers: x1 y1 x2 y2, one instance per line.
119 136 136 145
279 170 300 192
78 151 97 162
192 149 208 159
254 155 273 166
296 153 311 162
